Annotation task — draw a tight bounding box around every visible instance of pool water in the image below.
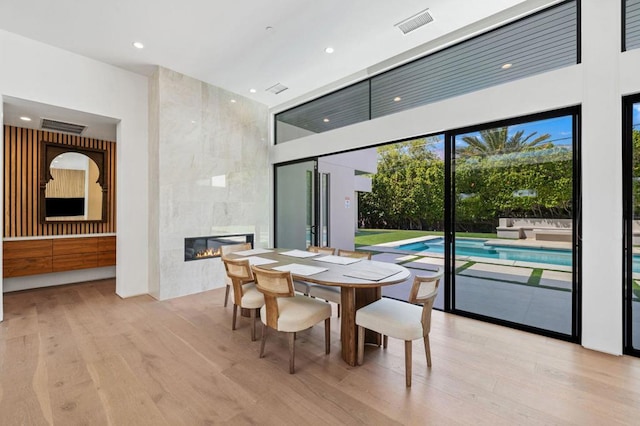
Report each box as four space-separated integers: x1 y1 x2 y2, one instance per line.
396 237 573 267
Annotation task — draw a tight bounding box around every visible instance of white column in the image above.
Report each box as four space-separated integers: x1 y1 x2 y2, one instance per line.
580 1 622 354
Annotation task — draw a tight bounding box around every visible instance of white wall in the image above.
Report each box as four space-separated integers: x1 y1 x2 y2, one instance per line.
270 3 640 355
0 30 149 319
579 0 622 354
149 67 269 300
318 149 377 250
317 158 356 251
270 65 582 164
0 96 3 320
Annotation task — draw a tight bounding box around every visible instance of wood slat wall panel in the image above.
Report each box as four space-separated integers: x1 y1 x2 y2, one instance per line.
3 125 116 237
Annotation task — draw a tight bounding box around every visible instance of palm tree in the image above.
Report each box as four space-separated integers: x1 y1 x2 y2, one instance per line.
456 126 552 158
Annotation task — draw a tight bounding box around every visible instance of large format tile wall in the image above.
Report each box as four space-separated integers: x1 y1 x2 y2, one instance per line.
149 67 269 300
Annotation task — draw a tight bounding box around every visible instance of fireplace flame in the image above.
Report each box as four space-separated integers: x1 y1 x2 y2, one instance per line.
195 248 221 258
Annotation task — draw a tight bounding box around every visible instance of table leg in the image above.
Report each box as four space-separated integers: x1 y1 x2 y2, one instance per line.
340 287 357 366
340 286 382 366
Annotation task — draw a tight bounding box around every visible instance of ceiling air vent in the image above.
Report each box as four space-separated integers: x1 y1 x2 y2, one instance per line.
266 83 288 95
395 9 434 35
41 118 87 135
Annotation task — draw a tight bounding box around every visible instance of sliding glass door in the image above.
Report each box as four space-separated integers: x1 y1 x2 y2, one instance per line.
274 160 333 250
624 95 640 355
274 160 318 249
450 111 579 338
273 109 580 341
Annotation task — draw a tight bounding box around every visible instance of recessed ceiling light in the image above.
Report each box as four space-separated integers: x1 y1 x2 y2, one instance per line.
249 88 257 93
323 118 330 123
501 63 513 69
132 41 144 49
19 116 32 121
325 47 334 54
393 96 402 102
230 99 237 103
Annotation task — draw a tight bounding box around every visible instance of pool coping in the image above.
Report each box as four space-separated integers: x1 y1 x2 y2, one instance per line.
363 235 573 272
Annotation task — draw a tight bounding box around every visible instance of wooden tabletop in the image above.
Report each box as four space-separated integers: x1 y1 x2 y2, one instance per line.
226 248 410 288
226 247 411 366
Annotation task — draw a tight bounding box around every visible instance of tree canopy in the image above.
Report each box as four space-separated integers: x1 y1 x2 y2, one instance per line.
359 128 573 232
457 127 552 158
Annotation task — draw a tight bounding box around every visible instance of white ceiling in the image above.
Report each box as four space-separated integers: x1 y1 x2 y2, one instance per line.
3 96 119 141
0 0 561 110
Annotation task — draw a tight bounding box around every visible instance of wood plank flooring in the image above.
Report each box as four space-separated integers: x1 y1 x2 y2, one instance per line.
1 279 640 425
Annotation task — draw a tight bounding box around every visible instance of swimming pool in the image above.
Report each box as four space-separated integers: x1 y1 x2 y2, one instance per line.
396 237 573 267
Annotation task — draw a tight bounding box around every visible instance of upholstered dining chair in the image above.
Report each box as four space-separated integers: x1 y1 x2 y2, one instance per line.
307 246 347 316
292 245 336 295
355 268 444 387
337 249 372 260
251 266 331 374
222 257 264 341
220 242 252 307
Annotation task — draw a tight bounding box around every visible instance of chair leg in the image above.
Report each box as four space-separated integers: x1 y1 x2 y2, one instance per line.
405 340 412 387
423 334 432 367
324 318 331 354
259 323 268 358
224 284 230 307
357 326 365 365
250 309 257 341
383 335 388 349
232 304 238 330
289 332 296 374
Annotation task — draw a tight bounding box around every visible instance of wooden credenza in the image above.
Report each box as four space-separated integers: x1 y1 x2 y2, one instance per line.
3 236 116 278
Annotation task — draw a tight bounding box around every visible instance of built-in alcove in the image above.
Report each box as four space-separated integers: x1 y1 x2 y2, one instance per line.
2 97 119 289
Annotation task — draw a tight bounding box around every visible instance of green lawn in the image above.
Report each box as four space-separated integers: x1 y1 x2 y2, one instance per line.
355 228 498 247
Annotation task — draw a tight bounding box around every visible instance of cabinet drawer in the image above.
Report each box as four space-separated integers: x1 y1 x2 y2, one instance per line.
97 251 116 267
4 257 53 277
3 240 52 260
53 237 99 256
97 236 116 252
52 253 98 272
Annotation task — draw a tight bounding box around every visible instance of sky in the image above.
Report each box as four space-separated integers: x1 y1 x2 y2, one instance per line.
417 114 574 159
634 103 640 128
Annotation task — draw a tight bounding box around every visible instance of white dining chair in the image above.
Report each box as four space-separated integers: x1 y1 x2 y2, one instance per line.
355 268 443 387
252 266 331 374
293 246 335 295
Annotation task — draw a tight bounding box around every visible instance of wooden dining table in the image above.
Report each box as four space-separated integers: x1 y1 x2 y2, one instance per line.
226 248 411 366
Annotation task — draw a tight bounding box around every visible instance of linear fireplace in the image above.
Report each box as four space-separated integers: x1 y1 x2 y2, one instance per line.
184 233 254 261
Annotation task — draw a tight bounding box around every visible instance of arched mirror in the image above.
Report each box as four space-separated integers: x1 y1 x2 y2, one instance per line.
40 142 107 223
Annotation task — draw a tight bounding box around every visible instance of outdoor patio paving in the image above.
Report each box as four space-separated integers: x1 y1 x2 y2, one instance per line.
539 270 573 290
455 275 572 334
634 301 640 348
367 237 639 344
369 242 573 334
458 262 533 284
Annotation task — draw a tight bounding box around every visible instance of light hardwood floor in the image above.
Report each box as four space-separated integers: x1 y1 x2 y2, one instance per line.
1 279 640 425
